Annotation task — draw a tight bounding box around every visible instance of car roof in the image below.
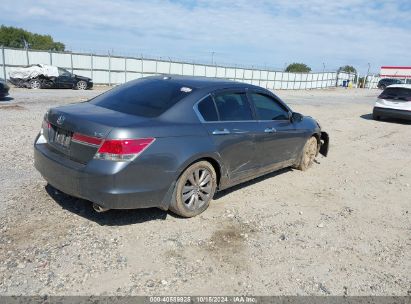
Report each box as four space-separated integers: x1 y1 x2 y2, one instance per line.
386 84 411 89
145 75 251 90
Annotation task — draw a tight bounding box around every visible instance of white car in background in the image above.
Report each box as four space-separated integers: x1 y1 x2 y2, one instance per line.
373 84 411 121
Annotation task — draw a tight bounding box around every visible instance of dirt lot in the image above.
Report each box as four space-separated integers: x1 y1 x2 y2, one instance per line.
0 87 410 296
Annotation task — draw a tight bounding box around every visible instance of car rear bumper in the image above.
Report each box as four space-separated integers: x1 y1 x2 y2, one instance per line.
34 138 174 210
373 107 411 121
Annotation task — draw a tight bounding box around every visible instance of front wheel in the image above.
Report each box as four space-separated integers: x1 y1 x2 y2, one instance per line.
169 161 217 218
294 136 318 171
76 80 88 90
29 79 42 89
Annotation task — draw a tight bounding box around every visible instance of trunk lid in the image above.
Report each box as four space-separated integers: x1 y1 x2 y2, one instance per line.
45 102 150 164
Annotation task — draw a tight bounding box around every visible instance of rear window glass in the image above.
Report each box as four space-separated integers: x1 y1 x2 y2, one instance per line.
379 87 411 101
198 96 218 121
90 79 194 117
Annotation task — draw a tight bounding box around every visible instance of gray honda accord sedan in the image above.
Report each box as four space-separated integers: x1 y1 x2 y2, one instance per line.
34 76 329 217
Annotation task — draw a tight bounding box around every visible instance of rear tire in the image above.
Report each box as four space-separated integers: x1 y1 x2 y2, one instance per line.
373 113 381 121
169 161 217 218
294 136 318 171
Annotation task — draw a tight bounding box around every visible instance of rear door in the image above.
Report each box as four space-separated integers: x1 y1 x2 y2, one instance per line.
248 91 305 169
196 89 260 183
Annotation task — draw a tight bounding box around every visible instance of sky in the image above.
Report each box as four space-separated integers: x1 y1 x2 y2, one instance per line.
2 0 411 73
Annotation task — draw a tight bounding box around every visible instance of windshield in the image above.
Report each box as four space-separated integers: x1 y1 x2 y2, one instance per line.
89 78 195 117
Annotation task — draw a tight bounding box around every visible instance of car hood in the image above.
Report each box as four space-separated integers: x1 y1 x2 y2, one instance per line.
74 75 92 82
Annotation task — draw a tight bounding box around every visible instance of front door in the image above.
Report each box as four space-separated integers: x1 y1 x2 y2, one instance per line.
248 92 304 169
56 68 74 88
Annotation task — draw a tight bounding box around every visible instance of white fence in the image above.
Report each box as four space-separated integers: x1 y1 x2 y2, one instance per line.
1 47 356 89
364 75 382 89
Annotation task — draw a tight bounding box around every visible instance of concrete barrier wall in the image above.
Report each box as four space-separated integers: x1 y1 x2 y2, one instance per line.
1 47 356 89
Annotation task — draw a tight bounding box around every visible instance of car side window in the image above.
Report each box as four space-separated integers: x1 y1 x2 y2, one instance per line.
213 92 253 121
58 68 71 77
197 96 218 121
250 93 289 120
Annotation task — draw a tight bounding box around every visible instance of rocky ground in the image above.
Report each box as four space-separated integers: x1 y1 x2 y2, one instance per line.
0 87 410 295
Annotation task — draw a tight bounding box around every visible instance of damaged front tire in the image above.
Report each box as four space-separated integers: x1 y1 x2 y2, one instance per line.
294 136 318 171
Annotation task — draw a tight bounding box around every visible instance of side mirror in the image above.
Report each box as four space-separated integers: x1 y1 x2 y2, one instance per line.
291 112 303 122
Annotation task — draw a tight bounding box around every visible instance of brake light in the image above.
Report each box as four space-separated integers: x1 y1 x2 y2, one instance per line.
72 133 103 146
94 138 155 161
41 119 50 135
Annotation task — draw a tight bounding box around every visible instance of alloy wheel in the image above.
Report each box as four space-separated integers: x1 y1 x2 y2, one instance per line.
181 168 213 211
77 81 87 90
30 80 41 89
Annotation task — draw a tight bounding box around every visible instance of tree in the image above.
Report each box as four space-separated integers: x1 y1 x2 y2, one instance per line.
0 25 65 51
285 63 311 73
338 65 357 74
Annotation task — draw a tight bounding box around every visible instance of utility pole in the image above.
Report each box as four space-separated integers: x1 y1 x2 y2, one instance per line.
366 63 371 89
1 45 6 80
322 63 325 73
211 51 215 65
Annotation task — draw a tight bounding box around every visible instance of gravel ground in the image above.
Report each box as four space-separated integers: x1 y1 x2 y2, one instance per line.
0 87 410 296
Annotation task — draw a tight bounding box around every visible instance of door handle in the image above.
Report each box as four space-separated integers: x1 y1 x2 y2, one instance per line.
264 127 277 133
232 129 248 134
212 128 230 135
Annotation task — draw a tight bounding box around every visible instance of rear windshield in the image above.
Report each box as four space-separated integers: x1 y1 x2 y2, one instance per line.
90 78 195 117
379 87 411 101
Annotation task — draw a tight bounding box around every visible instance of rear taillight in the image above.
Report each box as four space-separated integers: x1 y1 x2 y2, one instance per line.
41 119 50 135
94 138 155 161
72 133 103 146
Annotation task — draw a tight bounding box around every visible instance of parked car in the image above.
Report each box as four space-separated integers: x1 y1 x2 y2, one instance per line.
373 84 411 121
34 76 329 217
377 78 404 90
9 64 93 90
0 78 10 98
